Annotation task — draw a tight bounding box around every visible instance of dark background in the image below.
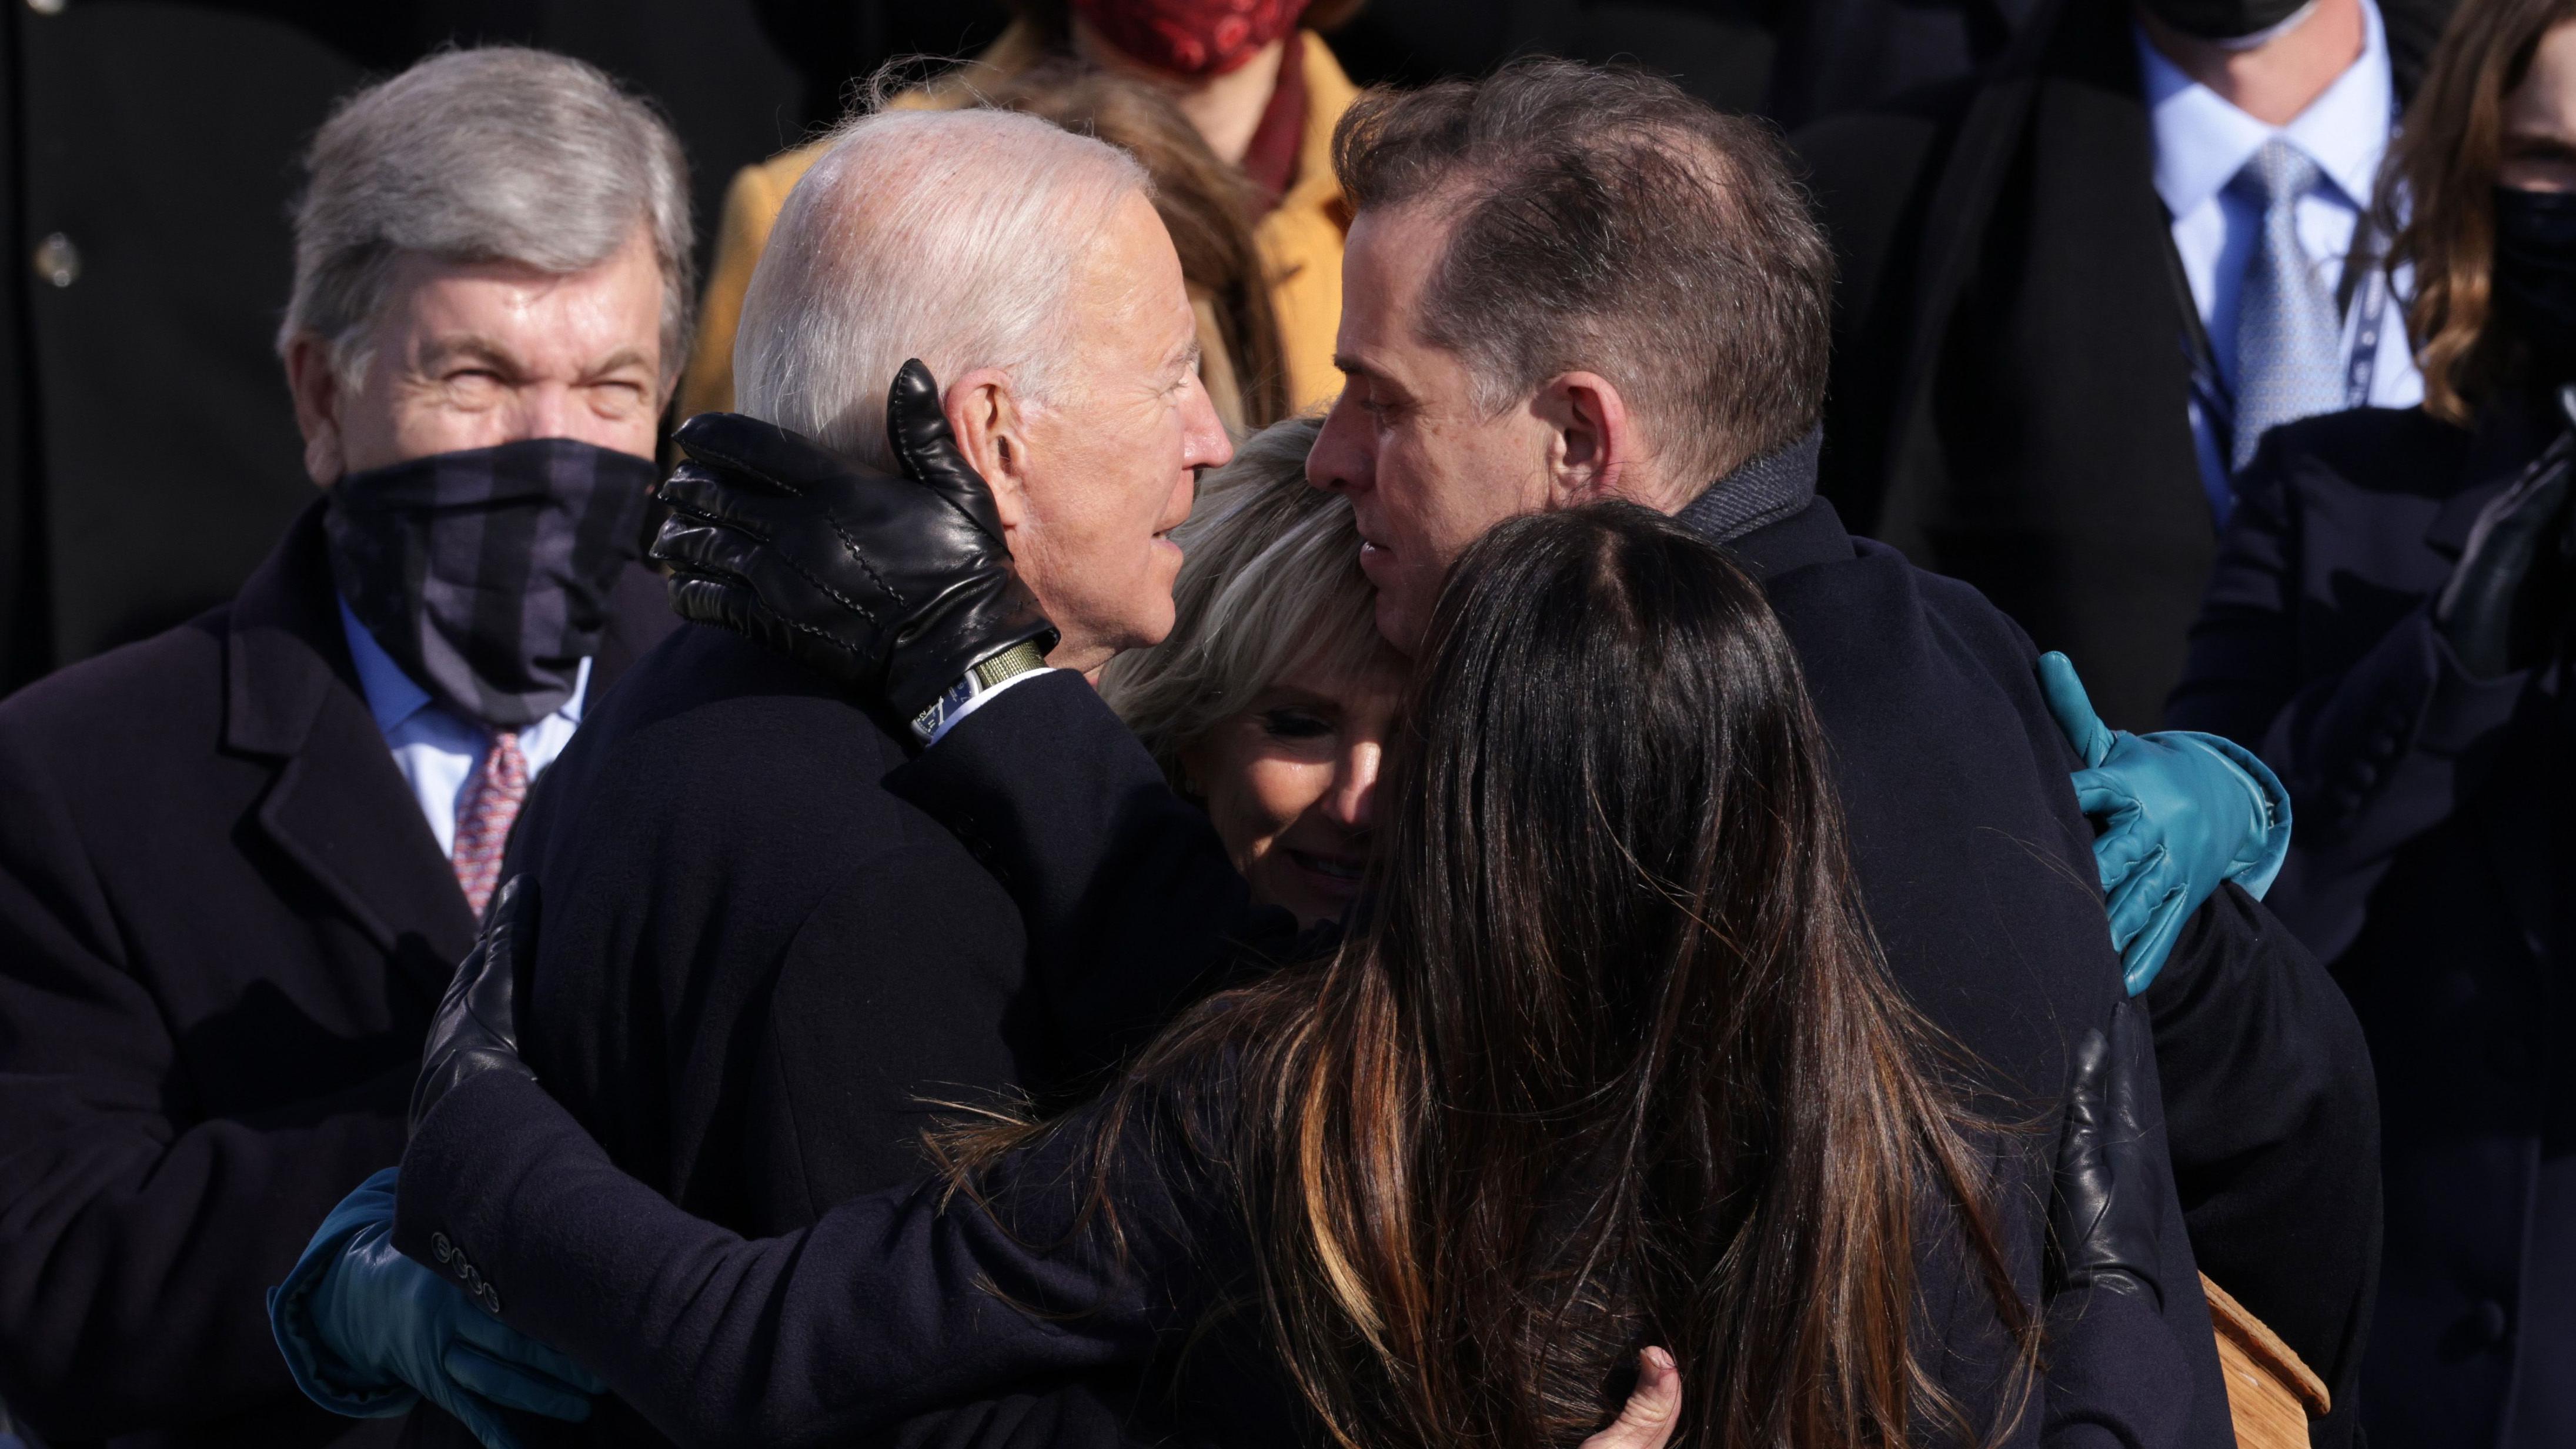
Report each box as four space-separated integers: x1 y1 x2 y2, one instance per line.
0 0 1999 693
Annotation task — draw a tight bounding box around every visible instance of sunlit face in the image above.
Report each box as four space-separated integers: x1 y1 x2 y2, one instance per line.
1005 191 1235 671
2501 20 2576 192
290 227 667 483
1181 649 1406 928
1307 203 1562 655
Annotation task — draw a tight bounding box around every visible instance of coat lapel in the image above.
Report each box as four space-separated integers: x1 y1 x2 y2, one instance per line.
223 502 477 1000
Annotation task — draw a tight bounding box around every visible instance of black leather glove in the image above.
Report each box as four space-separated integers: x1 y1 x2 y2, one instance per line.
2050 1000 2165 1308
2435 385 2576 678
651 359 1058 722
409 876 539 1137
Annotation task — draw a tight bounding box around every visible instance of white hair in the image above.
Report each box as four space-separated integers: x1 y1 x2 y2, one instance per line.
279 46 694 389
731 106 1152 470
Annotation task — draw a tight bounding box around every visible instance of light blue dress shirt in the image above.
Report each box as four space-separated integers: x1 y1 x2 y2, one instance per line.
338 599 589 860
2137 0 2424 508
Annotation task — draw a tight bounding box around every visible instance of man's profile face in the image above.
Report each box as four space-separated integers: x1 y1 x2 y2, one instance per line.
289 227 667 485
1006 190 1233 672
1308 203 1560 655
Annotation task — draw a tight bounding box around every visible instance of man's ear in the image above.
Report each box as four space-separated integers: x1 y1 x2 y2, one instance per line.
944 366 1033 530
1533 370 1638 508
283 332 348 486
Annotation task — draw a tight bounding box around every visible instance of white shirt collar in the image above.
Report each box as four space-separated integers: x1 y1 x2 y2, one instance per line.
336 595 588 737
2138 0 2393 219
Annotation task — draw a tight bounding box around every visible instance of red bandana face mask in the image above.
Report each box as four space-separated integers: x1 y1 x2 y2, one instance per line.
1073 0 1311 77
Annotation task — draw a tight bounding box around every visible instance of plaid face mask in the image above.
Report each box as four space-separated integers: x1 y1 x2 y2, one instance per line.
324 438 656 727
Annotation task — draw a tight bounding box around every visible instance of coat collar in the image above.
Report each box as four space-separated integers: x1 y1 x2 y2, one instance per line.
1673 426 1823 544
2425 393 2565 557
223 500 479 989
1685 493 1861 584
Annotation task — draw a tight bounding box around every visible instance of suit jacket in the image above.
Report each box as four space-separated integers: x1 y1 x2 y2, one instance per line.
2169 400 2572 1448
1790 0 2437 731
0 499 673 1448
482 622 1246 1448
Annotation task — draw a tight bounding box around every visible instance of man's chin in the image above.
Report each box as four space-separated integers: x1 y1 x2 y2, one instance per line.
1373 591 1425 660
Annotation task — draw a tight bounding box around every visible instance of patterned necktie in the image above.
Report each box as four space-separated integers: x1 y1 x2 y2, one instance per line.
2228 138 2348 476
451 730 528 918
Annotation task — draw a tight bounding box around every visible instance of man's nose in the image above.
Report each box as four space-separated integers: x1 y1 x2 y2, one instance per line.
1180 373 1233 472
1325 739 1382 830
1307 393 1371 495
507 383 580 443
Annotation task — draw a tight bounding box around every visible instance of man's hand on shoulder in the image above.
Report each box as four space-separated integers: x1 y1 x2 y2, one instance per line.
653 359 1057 726
2040 653 2292 994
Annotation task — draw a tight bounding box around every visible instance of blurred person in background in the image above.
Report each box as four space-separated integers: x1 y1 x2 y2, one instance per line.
0 0 806 693
2169 0 2576 1437
0 48 684 1448
1099 416 1402 926
1798 0 2440 731
681 0 1364 423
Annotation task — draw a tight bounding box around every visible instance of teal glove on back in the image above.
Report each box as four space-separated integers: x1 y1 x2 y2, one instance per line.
267 1166 603 1449
2039 653 2292 996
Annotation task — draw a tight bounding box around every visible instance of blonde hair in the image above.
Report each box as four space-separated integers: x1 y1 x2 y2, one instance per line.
1098 417 1396 789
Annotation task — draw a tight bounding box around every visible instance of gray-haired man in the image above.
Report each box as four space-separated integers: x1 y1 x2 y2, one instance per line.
0 47 685 1447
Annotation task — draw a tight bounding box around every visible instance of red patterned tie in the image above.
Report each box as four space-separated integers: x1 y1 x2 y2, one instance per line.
451 731 528 917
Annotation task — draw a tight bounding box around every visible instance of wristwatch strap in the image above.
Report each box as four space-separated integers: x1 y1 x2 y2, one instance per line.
909 640 1050 744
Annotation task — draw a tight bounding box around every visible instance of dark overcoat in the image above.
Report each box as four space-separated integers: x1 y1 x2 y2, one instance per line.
0 500 673 1448
2169 399 2576 1447
470 618 1256 1448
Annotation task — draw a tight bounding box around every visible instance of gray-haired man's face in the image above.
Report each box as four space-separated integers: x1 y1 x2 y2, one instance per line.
285 226 669 486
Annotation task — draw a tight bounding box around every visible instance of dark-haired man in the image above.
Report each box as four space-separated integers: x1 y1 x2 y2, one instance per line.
1297 60 2373 1448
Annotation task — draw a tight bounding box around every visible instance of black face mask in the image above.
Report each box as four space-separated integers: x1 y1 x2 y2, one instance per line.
2137 0 2313 42
325 438 656 727
2494 186 2576 380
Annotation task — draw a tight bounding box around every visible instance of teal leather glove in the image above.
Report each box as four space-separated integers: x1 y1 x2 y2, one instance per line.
2040 653 2291 996
267 1167 603 1448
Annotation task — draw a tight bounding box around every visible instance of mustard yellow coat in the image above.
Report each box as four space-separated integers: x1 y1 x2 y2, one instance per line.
676 24 1357 426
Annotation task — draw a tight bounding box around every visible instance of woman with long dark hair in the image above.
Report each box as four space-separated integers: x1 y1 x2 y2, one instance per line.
2167 0 2576 1435
282 506 2176 1449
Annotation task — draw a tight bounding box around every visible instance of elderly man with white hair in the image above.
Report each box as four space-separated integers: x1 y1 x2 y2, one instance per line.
0 47 686 1448
270 98 1239 1448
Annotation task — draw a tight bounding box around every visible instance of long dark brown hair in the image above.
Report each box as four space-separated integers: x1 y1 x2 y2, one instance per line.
2380 0 2576 422
951 505 2032 1448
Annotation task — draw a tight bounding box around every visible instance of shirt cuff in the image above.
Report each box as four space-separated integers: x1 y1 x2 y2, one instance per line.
923 666 1060 748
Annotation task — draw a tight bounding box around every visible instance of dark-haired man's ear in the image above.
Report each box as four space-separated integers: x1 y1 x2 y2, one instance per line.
944 367 1035 539
1534 370 1639 509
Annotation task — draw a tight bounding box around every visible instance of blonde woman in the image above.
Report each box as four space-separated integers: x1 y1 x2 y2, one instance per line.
1100 417 1405 926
